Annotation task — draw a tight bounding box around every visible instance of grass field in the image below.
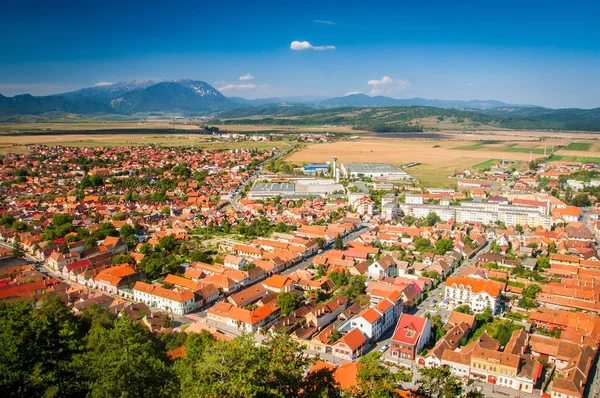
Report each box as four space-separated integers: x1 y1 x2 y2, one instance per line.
502 143 546 154
472 159 502 170
452 142 549 154
564 142 592 151
548 154 600 163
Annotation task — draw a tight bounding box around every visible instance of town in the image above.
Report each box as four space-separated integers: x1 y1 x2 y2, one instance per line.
2 141 600 398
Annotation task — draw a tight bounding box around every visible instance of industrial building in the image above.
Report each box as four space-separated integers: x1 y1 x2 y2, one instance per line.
341 163 414 181
302 164 329 174
248 179 344 200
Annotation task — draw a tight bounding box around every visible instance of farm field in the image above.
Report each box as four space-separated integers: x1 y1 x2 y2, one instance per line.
452 141 550 154
548 154 600 163
472 159 502 170
285 138 544 187
564 142 592 151
0 133 290 154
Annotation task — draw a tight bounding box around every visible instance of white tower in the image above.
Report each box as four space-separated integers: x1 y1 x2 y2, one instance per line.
332 157 338 181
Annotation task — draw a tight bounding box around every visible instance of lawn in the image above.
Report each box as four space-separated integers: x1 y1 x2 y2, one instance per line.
564 142 592 151
472 159 501 170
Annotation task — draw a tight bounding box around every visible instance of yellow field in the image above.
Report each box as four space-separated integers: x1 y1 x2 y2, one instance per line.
285 137 550 187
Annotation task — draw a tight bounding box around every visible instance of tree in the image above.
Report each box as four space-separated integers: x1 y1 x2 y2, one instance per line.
353 352 404 397
464 391 486 398
537 256 550 270
334 234 344 250
571 193 591 207
343 275 367 301
413 237 432 253
176 333 337 398
434 238 454 255
415 365 462 398
79 316 177 398
12 235 24 258
522 283 542 300
112 253 135 265
277 292 303 316
0 294 84 397
327 329 342 344
454 304 472 314
423 212 441 227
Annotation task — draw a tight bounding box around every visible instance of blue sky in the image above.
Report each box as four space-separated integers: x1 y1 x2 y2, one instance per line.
1 0 599 108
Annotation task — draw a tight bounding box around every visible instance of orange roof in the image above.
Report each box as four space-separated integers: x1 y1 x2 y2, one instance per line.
445 276 501 297
164 274 200 291
357 308 382 324
263 274 293 289
338 328 367 351
334 361 360 390
133 281 194 303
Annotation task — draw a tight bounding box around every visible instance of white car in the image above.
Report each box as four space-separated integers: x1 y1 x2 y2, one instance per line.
380 343 390 353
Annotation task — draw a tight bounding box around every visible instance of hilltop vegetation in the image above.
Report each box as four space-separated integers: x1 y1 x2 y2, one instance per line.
212 105 600 132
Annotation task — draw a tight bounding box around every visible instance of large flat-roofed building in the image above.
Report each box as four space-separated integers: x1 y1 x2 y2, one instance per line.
248 179 344 200
248 183 295 199
303 164 329 174
341 163 413 181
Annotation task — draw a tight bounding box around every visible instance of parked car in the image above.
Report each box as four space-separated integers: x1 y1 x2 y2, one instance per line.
380 343 390 353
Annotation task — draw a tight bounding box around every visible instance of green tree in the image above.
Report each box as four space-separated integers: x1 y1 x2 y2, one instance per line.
0 294 84 397
333 234 344 250
343 275 367 301
113 253 135 265
415 365 463 398
423 212 441 227
537 256 550 270
79 316 176 398
571 193 592 207
353 352 406 397
12 235 24 258
434 238 454 255
277 292 303 316
454 304 472 314
328 329 343 345
523 284 542 299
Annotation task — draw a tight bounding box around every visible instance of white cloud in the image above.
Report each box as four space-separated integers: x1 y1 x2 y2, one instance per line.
93 82 114 87
239 73 254 81
367 75 409 95
313 20 336 25
465 83 473 87
290 41 336 51
345 91 362 96
218 84 257 92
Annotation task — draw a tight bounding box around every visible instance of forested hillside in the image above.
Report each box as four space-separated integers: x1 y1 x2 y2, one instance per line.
213 105 600 132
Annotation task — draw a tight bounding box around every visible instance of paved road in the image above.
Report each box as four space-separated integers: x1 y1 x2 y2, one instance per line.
230 143 297 212
375 243 490 358
282 225 369 276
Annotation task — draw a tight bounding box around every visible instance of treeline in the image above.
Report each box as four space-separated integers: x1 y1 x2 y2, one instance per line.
0 295 417 398
211 105 600 132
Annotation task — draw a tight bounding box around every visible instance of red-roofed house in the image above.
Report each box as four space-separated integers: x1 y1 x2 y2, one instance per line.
390 314 431 360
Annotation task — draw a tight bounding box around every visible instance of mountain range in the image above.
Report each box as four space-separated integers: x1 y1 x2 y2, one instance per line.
0 79 599 131
0 79 537 116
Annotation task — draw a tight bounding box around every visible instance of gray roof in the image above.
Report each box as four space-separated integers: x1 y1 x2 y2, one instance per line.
343 163 406 174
